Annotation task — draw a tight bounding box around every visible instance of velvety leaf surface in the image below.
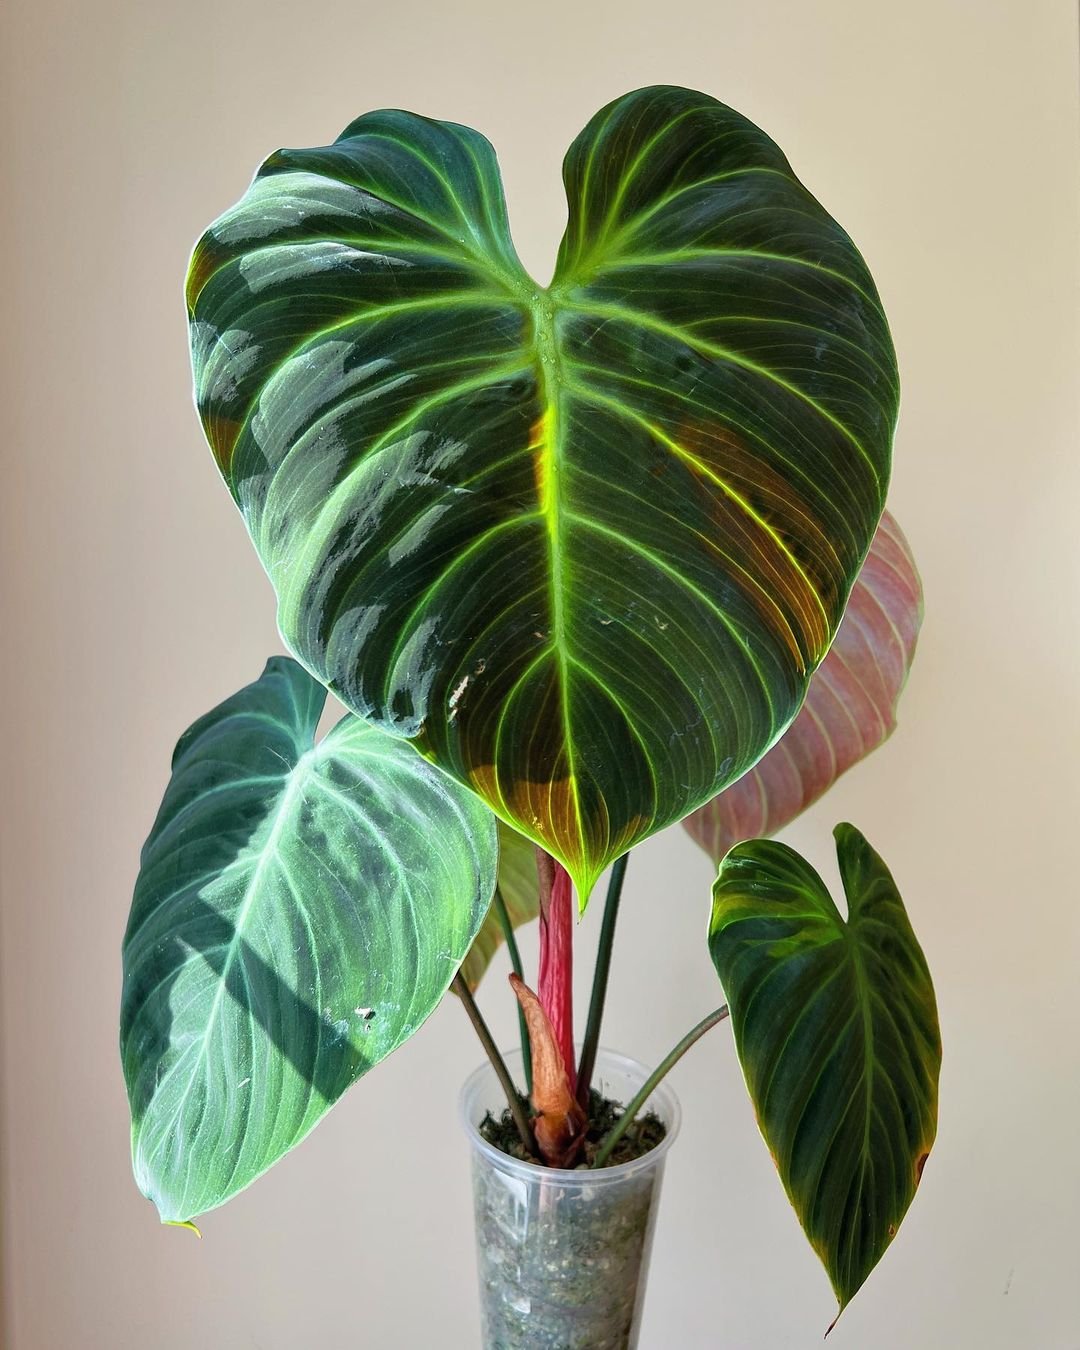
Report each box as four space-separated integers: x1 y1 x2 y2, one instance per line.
457 819 539 991
709 825 940 1317
187 85 897 898
120 658 496 1223
685 511 921 859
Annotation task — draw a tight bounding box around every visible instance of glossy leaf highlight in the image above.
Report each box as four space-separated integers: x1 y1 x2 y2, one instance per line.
686 511 921 859
709 825 940 1317
188 85 897 899
121 658 496 1223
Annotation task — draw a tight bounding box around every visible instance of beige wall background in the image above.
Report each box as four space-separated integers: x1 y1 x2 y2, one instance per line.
2 0 1078 1346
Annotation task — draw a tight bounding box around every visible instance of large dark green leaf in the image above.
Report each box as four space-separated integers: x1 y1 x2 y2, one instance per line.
187 85 897 899
685 510 922 859
121 658 496 1223
709 825 940 1319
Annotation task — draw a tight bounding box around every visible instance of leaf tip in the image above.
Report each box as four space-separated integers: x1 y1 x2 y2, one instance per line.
164 1219 202 1239
831 820 859 850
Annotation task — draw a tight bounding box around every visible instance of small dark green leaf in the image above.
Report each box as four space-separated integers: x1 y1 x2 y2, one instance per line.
121 657 497 1223
709 825 940 1319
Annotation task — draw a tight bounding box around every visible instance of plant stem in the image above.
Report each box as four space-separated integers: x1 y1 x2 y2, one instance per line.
452 973 536 1157
591 1005 730 1168
492 886 532 1094
537 857 576 1091
576 852 629 1107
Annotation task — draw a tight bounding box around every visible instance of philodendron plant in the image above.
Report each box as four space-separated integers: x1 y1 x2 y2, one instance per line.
121 85 940 1330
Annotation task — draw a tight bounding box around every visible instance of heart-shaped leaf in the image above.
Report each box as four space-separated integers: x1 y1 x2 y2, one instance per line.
457 819 539 991
187 85 897 899
121 657 496 1223
709 825 940 1319
685 510 921 859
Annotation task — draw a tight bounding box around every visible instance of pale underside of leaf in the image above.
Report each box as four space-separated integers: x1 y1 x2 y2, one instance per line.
121 658 496 1222
456 818 540 992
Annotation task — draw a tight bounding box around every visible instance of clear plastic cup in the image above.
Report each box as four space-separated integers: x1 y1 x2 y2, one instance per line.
461 1047 681 1350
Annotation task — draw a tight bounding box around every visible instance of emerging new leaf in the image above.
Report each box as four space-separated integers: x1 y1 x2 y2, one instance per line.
709 825 940 1320
188 85 897 899
509 974 587 1167
121 658 497 1223
685 511 921 859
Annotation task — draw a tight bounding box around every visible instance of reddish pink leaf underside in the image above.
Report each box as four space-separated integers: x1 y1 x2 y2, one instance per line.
684 511 922 861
